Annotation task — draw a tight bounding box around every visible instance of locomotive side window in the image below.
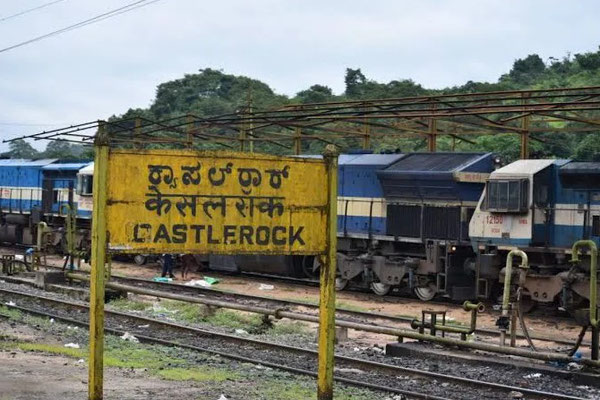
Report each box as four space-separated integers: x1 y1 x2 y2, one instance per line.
76 175 93 196
593 215 600 236
485 179 528 213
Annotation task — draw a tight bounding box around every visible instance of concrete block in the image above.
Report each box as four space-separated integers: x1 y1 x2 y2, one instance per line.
34 271 66 289
335 326 348 343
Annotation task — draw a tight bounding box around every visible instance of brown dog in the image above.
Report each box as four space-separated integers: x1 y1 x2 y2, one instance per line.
180 254 197 280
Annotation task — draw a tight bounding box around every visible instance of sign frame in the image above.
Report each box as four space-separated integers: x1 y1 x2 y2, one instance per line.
104 148 329 256
88 127 338 400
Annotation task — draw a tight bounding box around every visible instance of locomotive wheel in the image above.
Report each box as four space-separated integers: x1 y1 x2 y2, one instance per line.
370 282 391 296
335 277 349 291
133 255 148 265
302 256 319 279
414 283 437 301
519 295 536 314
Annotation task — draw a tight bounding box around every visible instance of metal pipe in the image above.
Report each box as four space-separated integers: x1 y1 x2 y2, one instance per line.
64 272 600 368
500 249 529 346
570 240 598 360
410 301 484 337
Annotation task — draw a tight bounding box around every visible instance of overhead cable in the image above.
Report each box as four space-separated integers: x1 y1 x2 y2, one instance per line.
0 0 66 23
0 0 162 54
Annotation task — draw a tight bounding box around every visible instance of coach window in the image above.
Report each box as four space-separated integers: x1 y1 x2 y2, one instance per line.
593 215 600 236
76 175 93 196
486 179 528 213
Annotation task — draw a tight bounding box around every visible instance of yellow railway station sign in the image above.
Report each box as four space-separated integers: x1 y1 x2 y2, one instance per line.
88 138 338 400
105 149 328 255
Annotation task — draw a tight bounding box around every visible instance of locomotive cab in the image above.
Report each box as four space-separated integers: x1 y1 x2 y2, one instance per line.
469 159 557 249
470 159 600 310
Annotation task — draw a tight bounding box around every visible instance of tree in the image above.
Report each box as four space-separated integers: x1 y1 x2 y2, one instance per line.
7 139 38 159
505 54 547 84
573 133 600 161
344 68 367 97
295 84 334 103
574 48 600 71
107 47 600 158
43 141 78 159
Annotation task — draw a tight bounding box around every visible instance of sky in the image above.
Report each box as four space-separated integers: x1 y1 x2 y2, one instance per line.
0 0 599 152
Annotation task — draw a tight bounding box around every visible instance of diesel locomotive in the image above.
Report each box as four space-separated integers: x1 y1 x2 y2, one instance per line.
0 152 598 312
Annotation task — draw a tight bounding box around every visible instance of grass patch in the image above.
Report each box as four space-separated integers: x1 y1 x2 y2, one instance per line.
160 300 209 323
157 367 238 382
270 320 309 336
159 301 309 336
0 341 86 359
103 336 187 369
259 381 314 400
257 379 375 400
160 300 262 329
208 309 263 330
335 300 369 313
0 305 22 320
277 296 318 306
108 298 148 312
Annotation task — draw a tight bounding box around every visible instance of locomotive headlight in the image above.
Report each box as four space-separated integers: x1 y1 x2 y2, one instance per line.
451 246 457 252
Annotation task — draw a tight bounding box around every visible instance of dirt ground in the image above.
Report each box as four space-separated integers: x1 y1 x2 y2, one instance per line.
0 315 382 400
0 321 216 400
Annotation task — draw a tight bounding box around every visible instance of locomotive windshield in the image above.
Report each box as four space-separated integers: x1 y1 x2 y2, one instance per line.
484 179 528 213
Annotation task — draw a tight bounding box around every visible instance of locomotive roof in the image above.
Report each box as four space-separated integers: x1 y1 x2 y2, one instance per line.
383 152 490 172
560 161 600 173
491 159 557 178
0 158 58 167
559 161 600 188
294 154 404 166
41 162 91 171
79 162 94 174
339 153 404 166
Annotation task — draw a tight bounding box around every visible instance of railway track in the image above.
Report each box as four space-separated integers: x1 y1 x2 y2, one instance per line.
30 263 588 348
0 285 592 400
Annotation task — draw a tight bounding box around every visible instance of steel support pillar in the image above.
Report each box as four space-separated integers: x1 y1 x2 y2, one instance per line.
317 145 338 400
88 124 109 400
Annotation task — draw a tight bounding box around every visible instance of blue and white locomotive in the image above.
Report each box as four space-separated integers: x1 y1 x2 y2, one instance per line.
470 159 600 310
334 152 497 300
0 158 93 248
0 152 597 311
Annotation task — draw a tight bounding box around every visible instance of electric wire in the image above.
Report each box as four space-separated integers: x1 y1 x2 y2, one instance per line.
0 0 162 54
0 0 66 23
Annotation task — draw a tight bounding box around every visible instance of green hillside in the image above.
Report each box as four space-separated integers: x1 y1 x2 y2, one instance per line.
8 47 600 160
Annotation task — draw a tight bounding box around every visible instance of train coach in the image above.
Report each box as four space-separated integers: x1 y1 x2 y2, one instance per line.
0 158 92 249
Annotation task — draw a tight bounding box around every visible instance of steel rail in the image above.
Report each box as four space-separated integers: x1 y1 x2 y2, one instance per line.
106 273 590 347
32 263 588 347
0 287 585 400
60 273 600 368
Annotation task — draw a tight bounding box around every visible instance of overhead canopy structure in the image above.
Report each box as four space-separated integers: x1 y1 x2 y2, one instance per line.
5 85 600 159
